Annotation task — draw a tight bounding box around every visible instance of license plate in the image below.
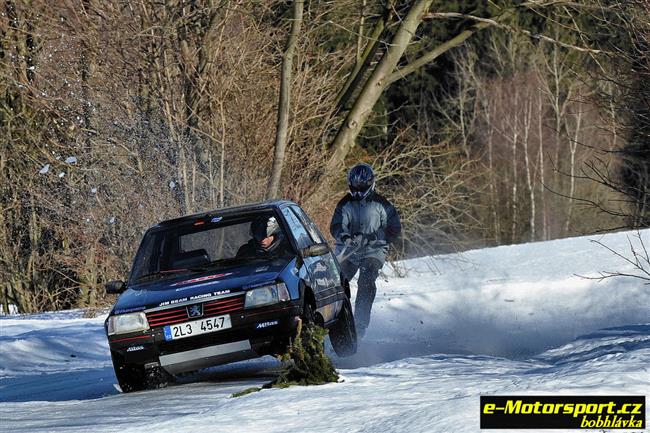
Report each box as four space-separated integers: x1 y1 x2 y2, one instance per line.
163 315 232 341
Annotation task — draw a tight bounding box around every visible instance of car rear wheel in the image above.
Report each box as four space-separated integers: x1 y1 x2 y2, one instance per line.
329 297 357 357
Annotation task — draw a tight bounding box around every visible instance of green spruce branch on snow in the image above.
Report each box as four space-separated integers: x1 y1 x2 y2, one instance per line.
231 324 338 397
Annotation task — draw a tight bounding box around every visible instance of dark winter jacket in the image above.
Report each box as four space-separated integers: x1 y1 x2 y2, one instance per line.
329 191 401 264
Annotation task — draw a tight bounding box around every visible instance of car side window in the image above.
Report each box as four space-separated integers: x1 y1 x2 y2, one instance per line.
291 206 325 244
281 207 313 250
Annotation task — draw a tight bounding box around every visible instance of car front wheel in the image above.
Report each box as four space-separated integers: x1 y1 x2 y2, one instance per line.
329 297 357 357
112 356 147 393
111 352 173 393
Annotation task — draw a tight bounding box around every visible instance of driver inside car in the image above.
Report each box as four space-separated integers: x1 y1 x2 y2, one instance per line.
236 215 291 258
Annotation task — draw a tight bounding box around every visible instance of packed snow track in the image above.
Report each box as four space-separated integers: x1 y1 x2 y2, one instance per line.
1 230 649 432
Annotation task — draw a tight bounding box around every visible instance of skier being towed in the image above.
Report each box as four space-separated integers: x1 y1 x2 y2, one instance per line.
330 163 401 339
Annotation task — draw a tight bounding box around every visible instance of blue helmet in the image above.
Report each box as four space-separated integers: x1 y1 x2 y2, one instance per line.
348 163 375 200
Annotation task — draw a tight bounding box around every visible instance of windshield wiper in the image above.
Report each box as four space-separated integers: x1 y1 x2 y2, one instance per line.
137 257 267 282
204 256 266 268
134 272 168 283
135 268 205 282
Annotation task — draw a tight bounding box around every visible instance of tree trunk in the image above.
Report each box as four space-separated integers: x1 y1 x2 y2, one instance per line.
486 102 500 244
538 91 547 240
523 98 535 241
564 108 582 234
356 0 366 63
305 0 434 208
266 0 304 199
334 2 394 113
511 86 519 243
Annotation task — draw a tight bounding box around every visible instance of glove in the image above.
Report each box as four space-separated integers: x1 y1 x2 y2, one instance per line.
339 234 361 248
364 232 378 242
352 233 367 248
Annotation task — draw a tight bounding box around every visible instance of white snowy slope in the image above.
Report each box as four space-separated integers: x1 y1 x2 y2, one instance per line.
0 229 648 433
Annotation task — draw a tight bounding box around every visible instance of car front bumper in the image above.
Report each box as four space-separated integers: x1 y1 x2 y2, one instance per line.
108 301 301 374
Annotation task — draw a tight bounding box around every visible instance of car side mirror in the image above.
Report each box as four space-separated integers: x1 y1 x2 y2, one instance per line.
301 243 330 258
105 280 126 294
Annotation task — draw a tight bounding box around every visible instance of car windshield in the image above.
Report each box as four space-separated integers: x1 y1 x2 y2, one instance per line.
129 211 293 283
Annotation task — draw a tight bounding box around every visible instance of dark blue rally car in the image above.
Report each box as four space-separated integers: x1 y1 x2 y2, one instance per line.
105 200 357 392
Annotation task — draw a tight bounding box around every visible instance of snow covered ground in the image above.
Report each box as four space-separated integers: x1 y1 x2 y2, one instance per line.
1 229 648 432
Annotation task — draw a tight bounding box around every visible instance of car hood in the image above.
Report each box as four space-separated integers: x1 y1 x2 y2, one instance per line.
111 257 294 314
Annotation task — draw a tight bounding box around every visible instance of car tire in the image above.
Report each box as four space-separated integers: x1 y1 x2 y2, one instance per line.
112 358 147 393
329 297 357 357
301 295 317 325
112 353 173 393
296 296 328 354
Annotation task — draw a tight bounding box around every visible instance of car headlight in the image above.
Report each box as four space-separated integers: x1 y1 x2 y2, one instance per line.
245 282 290 309
107 312 149 335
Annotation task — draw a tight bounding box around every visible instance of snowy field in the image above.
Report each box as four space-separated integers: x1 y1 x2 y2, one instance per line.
1 229 648 432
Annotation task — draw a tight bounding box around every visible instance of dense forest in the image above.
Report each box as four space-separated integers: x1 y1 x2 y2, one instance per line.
1 0 648 313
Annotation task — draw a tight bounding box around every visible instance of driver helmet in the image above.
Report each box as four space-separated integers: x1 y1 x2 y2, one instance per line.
250 215 283 252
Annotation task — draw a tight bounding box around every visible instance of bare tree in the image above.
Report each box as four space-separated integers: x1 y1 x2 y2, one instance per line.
267 0 304 199
579 0 650 228
583 232 650 284
305 0 610 209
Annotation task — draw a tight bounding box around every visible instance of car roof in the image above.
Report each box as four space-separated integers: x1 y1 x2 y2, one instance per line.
151 199 297 229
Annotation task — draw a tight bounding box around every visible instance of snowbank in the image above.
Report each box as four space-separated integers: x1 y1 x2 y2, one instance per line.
345 229 650 366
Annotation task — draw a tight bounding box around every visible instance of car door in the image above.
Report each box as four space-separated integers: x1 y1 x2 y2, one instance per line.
280 206 341 323
290 206 344 321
